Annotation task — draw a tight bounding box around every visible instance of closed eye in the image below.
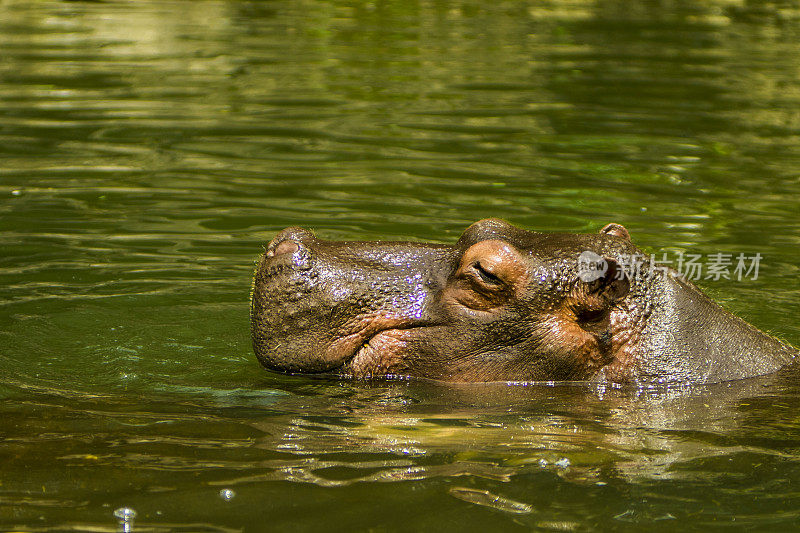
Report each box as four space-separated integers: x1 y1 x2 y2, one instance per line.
473 261 502 286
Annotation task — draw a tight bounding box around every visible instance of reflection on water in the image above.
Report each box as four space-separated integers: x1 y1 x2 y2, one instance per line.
4 372 800 530
3 0 800 531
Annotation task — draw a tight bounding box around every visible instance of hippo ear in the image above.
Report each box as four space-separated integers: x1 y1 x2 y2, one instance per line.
599 223 630 241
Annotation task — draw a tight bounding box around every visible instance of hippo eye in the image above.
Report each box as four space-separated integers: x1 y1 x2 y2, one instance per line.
449 240 526 310
473 261 502 286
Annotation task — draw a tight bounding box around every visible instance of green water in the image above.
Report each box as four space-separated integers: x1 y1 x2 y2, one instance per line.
3 0 800 531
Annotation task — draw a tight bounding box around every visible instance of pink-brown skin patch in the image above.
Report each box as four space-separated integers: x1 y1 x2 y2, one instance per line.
327 311 417 374
348 328 417 377
536 255 632 379
542 310 614 378
600 305 649 382
445 239 530 311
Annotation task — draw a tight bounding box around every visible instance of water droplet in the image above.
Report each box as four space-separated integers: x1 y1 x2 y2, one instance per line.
114 507 136 520
113 507 136 532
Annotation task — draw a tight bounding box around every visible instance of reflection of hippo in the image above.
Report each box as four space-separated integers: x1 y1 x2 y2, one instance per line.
250 219 796 385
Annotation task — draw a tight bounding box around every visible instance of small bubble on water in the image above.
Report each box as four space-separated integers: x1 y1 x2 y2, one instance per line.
11 190 22 196
113 507 136 532
114 507 136 520
219 488 236 501
555 457 571 468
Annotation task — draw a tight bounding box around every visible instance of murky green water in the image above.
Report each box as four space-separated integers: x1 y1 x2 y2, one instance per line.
3 0 800 531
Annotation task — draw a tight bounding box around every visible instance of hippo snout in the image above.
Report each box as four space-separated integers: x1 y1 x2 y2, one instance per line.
251 227 453 376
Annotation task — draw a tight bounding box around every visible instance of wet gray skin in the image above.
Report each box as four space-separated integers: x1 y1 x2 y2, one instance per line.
250 219 797 385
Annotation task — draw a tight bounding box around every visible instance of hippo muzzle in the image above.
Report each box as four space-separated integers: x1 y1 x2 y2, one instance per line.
251 226 453 376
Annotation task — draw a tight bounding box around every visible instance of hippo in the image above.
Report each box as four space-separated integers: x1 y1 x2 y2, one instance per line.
250 219 797 385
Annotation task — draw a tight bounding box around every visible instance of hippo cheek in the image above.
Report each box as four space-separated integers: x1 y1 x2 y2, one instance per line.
321 311 430 377
344 327 419 377
534 313 616 379
254 291 433 375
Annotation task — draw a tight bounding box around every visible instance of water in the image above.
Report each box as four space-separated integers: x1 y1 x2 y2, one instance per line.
2 0 800 531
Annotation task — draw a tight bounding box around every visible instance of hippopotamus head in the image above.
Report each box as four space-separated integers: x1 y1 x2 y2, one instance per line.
251 219 796 385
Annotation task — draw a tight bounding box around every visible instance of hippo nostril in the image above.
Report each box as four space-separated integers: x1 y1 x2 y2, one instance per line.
266 227 315 258
266 238 303 258
271 240 300 257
